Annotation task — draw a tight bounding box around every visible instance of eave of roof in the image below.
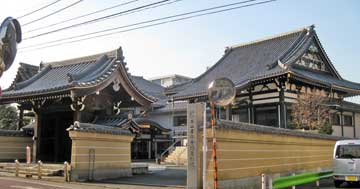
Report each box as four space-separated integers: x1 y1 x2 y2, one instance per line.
289 68 360 96
338 101 360 112
0 47 160 106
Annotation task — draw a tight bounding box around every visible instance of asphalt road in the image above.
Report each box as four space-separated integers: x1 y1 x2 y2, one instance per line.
102 165 186 187
0 177 101 189
0 176 177 189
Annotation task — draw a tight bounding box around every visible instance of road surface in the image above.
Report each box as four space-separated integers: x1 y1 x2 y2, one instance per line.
0 177 100 189
297 178 360 189
0 176 176 189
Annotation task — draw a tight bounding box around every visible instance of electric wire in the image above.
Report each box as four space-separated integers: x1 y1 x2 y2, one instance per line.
17 0 63 19
23 0 171 40
24 0 140 33
21 0 185 49
19 0 275 53
22 0 84 26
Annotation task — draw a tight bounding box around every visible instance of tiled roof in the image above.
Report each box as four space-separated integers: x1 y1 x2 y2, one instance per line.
130 76 165 100
134 117 170 132
0 47 164 105
1 50 117 100
173 27 307 99
338 101 360 112
7 63 38 90
67 121 133 136
93 116 170 132
93 115 129 126
173 26 360 100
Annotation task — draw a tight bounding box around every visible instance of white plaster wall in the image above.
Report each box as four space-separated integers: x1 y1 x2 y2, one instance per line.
355 113 360 138
343 126 354 138
332 126 342 137
232 114 240 122
284 92 297 99
147 113 173 130
147 112 187 134
253 92 279 100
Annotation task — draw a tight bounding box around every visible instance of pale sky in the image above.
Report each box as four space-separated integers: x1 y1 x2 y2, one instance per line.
0 0 360 101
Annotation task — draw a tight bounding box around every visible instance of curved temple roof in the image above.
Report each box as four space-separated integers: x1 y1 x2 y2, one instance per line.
173 25 360 100
0 47 165 107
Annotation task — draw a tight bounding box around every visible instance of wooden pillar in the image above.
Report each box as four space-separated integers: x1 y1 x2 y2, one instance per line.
340 111 344 137
279 81 286 128
154 141 158 159
148 141 152 159
73 110 81 122
33 111 40 162
248 88 254 124
17 107 24 130
225 105 231 121
353 112 356 138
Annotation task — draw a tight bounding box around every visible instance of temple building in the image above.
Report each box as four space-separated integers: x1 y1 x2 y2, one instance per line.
170 25 360 138
1 25 360 165
0 47 172 162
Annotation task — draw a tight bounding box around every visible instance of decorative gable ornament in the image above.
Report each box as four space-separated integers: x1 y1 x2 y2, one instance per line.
295 42 329 72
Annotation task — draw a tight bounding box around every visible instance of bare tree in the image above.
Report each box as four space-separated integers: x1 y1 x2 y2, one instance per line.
290 92 332 134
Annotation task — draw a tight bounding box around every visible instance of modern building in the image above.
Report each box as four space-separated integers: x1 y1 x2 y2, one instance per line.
149 74 192 88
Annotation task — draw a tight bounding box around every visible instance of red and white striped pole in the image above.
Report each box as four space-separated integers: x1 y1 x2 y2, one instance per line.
210 103 218 189
207 77 235 189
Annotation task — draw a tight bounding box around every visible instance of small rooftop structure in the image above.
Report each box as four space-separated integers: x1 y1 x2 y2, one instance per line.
149 74 192 88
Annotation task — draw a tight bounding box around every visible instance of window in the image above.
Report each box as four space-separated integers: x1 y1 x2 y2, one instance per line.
255 106 278 127
173 115 187 127
232 108 249 123
331 114 341 125
238 109 249 123
336 145 360 159
217 107 227 120
343 115 353 126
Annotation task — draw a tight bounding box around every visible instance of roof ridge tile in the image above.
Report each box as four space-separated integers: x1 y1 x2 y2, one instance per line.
44 49 116 67
229 25 313 50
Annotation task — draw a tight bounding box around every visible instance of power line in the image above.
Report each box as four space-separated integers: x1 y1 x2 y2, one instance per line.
20 0 260 49
19 0 276 53
22 0 84 27
24 0 140 34
17 0 63 19
21 0 185 48
23 0 171 40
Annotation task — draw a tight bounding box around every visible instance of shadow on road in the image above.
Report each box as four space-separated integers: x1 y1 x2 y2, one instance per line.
101 165 187 188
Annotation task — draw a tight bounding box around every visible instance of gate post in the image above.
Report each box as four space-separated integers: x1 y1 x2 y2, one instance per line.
187 103 205 189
